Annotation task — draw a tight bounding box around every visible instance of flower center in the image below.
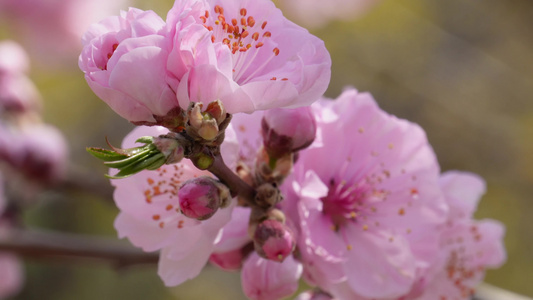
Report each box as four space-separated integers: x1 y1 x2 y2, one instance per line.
200 5 286 84
321 178 370 228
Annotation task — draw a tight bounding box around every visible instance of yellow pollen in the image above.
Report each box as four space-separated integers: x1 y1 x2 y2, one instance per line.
347 245 353 251
350 211 357 218
215 20 219 25
363 225 369 231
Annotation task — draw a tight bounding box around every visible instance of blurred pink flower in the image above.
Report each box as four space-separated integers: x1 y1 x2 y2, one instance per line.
0 0 128 65
279 0 381 29
111 125 239 286
166 0 331 114
0 41 41 114
0 253 23 299
410 171 506 300
0 41 30 75
79 8 178 123
241 252 302 300
281 89 448 299
0 122 68 183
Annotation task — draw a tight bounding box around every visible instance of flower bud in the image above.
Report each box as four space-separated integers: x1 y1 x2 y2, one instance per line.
261 107 316 159
209 248 244 271
178 177 230 220
253 219 295 262
153 135 184 164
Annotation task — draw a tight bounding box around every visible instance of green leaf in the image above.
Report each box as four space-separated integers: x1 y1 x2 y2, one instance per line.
86 147 128 162
103 147 153 168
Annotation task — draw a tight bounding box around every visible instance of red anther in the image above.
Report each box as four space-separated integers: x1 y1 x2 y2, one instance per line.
207 26 213 31
239 47 247 52
255 42 264 48
240 8 247 16
227 25 235 33
200 16 207 23
241 18 246 26
270 77 277 80
263 31 271 38
247 16 255 27
232 18 238 26
205 10 209 18
214 5 221 14
211 35 216 43
252 32 259 41
281 78 288 81
246 44 252 49
261 21 267 29
273 48 280 56
218 15 225 22
223 38 230 45
241 31 249 38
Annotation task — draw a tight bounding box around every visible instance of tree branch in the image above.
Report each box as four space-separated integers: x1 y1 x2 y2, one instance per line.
0 229 158 267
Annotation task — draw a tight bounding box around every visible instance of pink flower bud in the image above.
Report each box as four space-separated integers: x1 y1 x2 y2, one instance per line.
253 219 295 262
261 107 316 158
209 248 244 271
178 177 230 220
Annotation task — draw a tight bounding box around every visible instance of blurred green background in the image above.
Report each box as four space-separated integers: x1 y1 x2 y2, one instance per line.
1 0 532 299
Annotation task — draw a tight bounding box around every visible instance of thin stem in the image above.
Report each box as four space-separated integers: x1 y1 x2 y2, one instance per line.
0 229 158 267
207 152 256 205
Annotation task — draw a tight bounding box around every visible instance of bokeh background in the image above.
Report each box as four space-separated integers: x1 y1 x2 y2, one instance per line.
1 0 532 299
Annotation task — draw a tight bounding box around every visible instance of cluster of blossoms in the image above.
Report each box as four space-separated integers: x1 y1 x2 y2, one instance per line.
80 0 505 299
0 41 68 185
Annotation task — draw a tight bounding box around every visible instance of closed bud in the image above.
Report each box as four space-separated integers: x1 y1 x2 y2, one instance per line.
153 135 184 164
178 177 230 220
253 219 295 262
261 107 316 159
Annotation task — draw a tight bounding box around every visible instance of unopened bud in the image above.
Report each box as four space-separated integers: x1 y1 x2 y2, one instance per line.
178 177 230 220
153 135 184 164
261 107 316 159
253 219 295 262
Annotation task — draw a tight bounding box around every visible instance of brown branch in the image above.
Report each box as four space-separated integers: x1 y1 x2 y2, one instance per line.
0 229 158 267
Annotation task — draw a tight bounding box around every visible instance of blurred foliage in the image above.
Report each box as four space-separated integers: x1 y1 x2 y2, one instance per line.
1 0 532 298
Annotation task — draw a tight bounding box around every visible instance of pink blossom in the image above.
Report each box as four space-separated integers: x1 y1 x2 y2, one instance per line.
166 0 331 114
411 171 506 300
79 8 178 123
0 0 128 65
241 252 303 300
278 0 381 29
209 248 244 271
111 124 239 286
0 253 23 299
280 89 448 299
